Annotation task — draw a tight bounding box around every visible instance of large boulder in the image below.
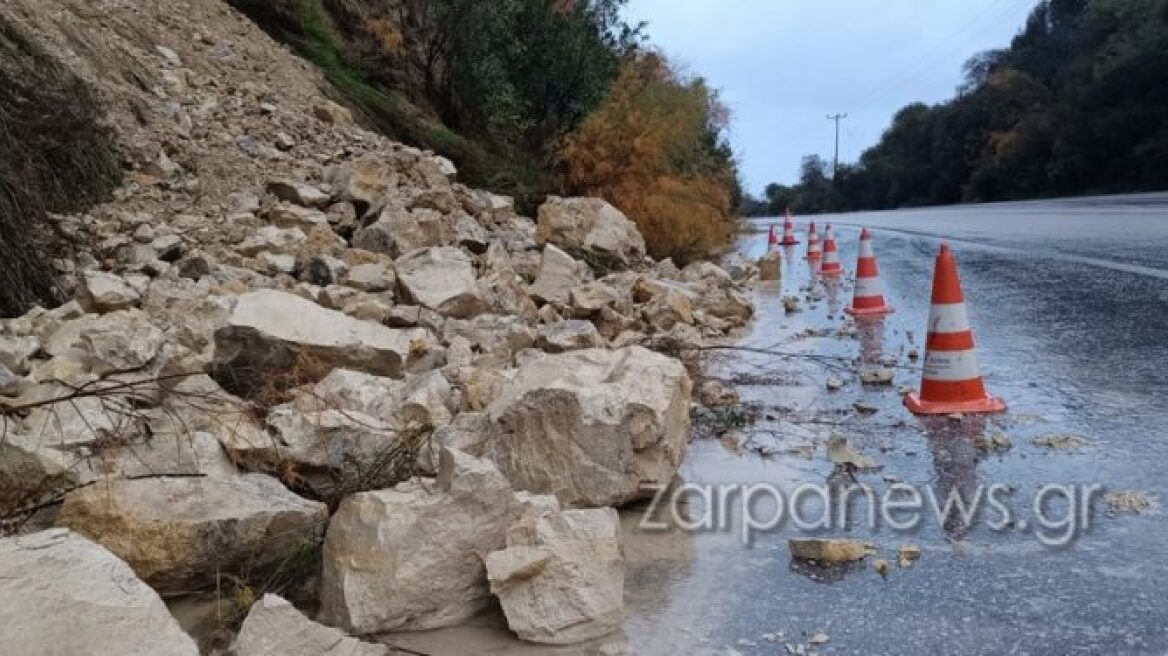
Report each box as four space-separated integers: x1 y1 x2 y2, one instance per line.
224 369 454 496
484 347 691 507
234 594 388 656
0 529 198 655
394 247 486 318
56 474 328 594
536 197 646 270
212 289 442 395
0 381 240 515
319 448 540 634
487 506 624 644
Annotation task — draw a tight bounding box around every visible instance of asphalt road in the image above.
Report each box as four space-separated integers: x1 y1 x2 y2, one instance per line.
622 193 1168 655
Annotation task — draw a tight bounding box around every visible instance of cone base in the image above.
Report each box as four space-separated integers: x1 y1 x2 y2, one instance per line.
845 305 894 316
805 254 822 260
780 239 800 246
820 269 842 276
903 392 1006 415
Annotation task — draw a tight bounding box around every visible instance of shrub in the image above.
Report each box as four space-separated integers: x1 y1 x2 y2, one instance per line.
0 17 120 317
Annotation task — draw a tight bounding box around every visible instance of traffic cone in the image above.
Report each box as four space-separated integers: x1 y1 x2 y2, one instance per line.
846 228 893 316
904 243 1006 415
819 224 842 276
767 224 779 252
806 222 822 259
780 209 799 246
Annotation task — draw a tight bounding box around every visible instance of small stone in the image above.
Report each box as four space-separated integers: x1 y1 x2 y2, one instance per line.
789 538 872 563
860 367 894 385
825 376 843 391
873 559 890 578
898 543 921 568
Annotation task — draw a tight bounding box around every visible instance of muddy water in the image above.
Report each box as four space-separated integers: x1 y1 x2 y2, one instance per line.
392 209 1168 655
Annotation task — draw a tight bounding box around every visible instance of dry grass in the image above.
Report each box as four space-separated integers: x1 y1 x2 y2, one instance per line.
0 16 120 317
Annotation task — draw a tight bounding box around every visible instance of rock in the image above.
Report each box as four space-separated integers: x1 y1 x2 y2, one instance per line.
234 594 389 656
1033 433 1091 450
487 506 623 644
0 363 26 396
478 269 539 322
788 538 872 563
825 375 844 391
536 197 646 270
873 559 891 578
347 262 395 293
314 100 354 126
682 261 733 288
0 335 40 374
266 202 330 231
0 529 198 655
212 289 442 395
484 347 691 507
782 295 800 313
443 314 536 357
151 234 184 261
319 449 532 633
452 212 490 253
898 544 921 568
44 309 165 376
395 247 486 318
535 320 605 353
334 155 396 216
82 270 142 311
57 474 327 594
528 244 591 305
723 252 758 281
352 207 447 257
238 226 307 257
266 179 330 209
860 366 895 385
698 380 740 407
826 436 880 470
299 254 349 286
695 286 753 324
642 286 694 331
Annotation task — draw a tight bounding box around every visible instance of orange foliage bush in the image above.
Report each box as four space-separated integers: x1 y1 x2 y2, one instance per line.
559 52 737 263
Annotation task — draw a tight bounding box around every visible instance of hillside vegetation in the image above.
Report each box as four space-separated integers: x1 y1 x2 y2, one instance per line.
748 0 1168 215
0 16 120 315
227 0 739 261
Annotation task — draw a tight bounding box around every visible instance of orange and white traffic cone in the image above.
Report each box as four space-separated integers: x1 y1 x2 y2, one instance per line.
767 224 779 252
904 243 1006 415
846 228 893 316
819 224 842 276
806 222 822 259
780 209 799 246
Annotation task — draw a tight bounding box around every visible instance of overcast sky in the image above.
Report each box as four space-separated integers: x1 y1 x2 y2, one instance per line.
622 0 1039 194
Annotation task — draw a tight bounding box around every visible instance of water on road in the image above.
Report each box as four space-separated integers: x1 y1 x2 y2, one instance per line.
621 194 1168 655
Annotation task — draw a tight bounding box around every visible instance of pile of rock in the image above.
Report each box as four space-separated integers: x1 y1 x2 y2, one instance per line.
0 0 759 649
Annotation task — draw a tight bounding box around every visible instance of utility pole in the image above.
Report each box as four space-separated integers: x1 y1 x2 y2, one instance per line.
826 113 848 180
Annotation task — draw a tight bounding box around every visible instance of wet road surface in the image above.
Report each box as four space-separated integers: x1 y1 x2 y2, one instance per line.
619 195 1168 655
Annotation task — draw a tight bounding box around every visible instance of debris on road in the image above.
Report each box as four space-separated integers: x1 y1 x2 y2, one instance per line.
825 375 844 391
1033 434 1091 450
827 436 880 470
898 544 921 568
789 538 873 563
1102 490 1153 516
975 433 1013 453
873 559 890 579
860 366 895 385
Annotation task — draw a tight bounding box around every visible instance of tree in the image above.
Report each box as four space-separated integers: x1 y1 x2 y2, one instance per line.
559 52 738 262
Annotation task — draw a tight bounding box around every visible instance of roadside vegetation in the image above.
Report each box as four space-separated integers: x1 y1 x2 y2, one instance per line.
0 16 120 316
227 0 740 262
744 0 1168 215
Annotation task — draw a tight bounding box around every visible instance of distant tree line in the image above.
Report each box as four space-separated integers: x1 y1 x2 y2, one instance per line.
743 0 1168 216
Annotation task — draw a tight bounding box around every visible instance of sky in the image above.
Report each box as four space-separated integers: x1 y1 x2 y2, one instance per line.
622 0 1040 194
